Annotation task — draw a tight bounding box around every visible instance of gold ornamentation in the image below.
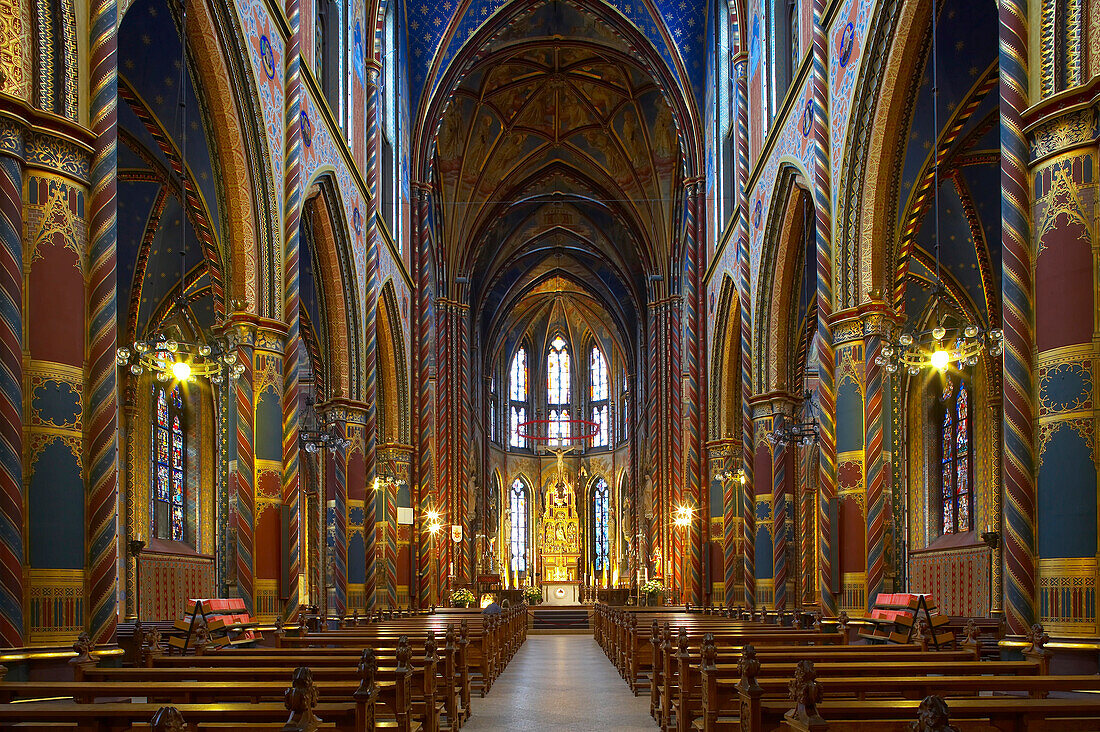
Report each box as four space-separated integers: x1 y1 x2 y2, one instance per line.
1031 108 1096 159
0 0 31 102
25 175 85 270
1035 154 1096 256
25 132 90 181
1038 418 1096 469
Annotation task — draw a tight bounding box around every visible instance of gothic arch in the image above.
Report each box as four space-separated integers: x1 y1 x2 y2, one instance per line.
376 280 410 444
753 165 812 394
710 273 740 438
303 175 364 400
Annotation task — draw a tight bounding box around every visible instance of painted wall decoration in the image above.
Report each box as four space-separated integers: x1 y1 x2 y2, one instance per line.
828 0 873 204
235 0 285 219
137 552 216 620
910 546 991 617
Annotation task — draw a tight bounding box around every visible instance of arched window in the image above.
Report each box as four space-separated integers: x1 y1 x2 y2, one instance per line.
590 346 610 448
489 375 498 444
381 1 399 249
509 478 528 572
939 377 972 535
509 347 527 448
592 478 610 572
548 336 571 446
153 383 186 542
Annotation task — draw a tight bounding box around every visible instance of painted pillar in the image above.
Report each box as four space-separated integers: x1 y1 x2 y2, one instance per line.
0 144 23 646
345 413 367 612
1029 100 1099 636
812 0 838 615
771 402 795 611
362 65 381 613
87 0 119 645
734 52 755 609
833 339 866 613
322 399 364 616
998 0 1036 636
413 183 434 609
282 0 304 618
863 325 887 609
748 405 773 606
23 167 90 645
683 178 705 605
645 300 661 582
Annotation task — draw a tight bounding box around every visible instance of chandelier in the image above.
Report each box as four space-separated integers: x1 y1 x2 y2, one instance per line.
299 397 350 454
766 394 820 447
878 2 1002 375
115 0 242 385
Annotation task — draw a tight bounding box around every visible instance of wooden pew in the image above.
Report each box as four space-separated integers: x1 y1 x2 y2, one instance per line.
0 665 380 731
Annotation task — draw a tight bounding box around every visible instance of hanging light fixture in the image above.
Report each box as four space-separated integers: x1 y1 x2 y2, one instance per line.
878 4 1002 375
766 393 821 447
299 397 351 454
115 0 242 385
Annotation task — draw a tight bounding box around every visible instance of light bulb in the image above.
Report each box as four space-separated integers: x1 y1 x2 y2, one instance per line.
899 333 913 346
222 353 236 365
932 326 946 341
171 361 192 381
117 347 131 360
930 349 950 370
134 341 150 353
908 365 920 375
130 364 144 376
165 340 179 353
156 370 170 383
964 325 978 339
199 344 212 356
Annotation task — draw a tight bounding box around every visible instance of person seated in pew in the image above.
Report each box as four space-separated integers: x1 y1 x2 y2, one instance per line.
482 595 502 616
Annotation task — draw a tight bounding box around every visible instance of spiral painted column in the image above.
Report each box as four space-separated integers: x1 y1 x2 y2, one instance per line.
279 0 304 617
414 184 434 608
331 429 348 616
734 54 754 609
232 322 257 613
362 65 381 612
86 0 119 644
812 0 838 615
999 0 1036 635
748 406 773 606
863 328 887 610
683 178 704 605
772 432 791 611
0 152 24 646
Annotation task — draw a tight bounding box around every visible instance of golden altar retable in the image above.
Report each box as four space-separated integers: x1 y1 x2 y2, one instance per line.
540 450 580 583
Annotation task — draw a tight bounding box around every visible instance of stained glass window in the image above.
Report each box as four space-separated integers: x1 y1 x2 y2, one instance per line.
593 478 610 572
509 479 528 572
509 348 527 448
549 409 571 447
547 337 570 405
589 346 610 448
153 384 186 542
939 378 972 535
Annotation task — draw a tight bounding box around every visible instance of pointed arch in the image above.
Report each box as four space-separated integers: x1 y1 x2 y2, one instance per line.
302 175 363 400
710 273 740 438
376 280 410 444
753 166 813 394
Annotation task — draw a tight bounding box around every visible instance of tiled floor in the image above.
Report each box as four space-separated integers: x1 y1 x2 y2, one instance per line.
463 634 656 731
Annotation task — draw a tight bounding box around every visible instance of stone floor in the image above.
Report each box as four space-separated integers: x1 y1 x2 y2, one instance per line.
463 634 656 731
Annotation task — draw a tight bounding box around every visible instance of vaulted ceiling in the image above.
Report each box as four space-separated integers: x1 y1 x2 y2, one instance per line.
430 0 691 368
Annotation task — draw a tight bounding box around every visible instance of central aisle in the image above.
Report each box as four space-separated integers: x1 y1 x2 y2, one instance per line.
463 634 656 730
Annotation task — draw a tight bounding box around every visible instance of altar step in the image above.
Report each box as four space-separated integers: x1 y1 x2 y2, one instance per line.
530 607 591 631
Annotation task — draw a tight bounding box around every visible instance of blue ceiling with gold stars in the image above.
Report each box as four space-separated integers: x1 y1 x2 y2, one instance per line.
406 0 708 110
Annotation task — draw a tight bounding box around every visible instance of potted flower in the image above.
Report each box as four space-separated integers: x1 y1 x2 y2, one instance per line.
522 586 543 605
451 588 475 608
641 580 665 606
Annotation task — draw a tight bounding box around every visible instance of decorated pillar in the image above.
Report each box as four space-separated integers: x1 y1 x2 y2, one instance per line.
322 398 365 617
362 65 381 613
734 53 755 609
812 0 838 615
712 439 741 606
771 402 795 611
22 144 93 645
0 136 24 646
831 335 866 613
998 0 1036 636
683 178 706 605
412 183 435 609
1028 98 1099 637
344 409 367 612
747 400 774 606
87 0 120 645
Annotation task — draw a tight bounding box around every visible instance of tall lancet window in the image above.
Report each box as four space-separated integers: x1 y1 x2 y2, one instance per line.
547 336 571 446
153 383 186 542
939 377 972 535
592 478 610 571
509 347 527 448
590 346 609 447
509 478 528 571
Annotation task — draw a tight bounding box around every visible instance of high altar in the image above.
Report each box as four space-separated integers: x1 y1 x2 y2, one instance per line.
539 448 580 593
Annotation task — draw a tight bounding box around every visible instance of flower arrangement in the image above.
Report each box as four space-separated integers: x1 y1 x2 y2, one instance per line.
451 588 475 607
522 586 543 605
641 579 665 597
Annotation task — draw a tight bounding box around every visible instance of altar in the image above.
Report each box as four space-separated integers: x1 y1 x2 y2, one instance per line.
542 580 580 606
